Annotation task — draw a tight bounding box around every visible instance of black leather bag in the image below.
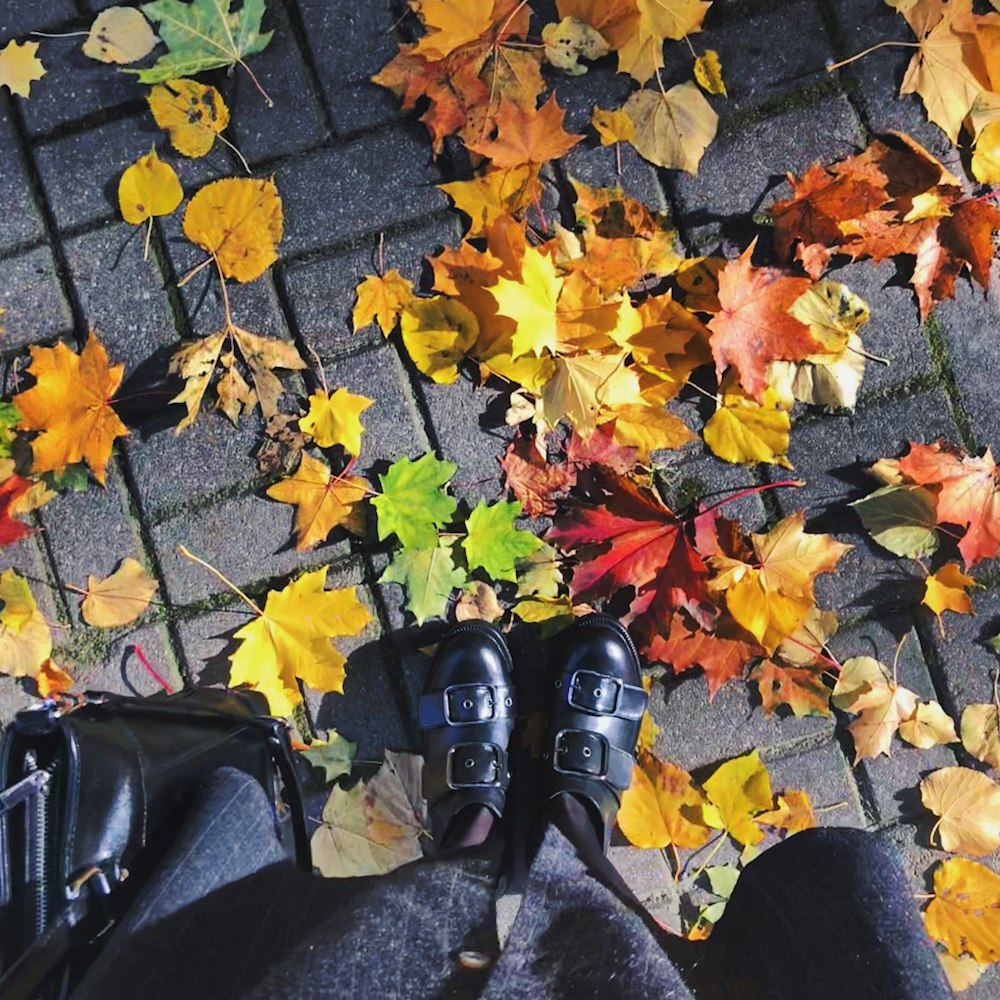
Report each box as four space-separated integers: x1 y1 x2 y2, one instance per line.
0 687 311 999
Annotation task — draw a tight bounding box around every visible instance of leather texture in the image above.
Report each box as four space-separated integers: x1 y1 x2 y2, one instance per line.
544 614 647 853
420 621 516 847
0 687 309 991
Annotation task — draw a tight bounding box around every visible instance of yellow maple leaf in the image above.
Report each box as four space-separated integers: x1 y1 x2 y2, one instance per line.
598 401 694 461
148 79 231 158
0 569 52 678
899 700 959 749
80 558 159 627
352 270 415 335
266 453 367 551
229 568 372 716
439 165 538 236
702 749 772 847
623 82 719 174
540 350 639 439
756 789 816 835
0 40 46 98
921 766 1000 856
592 104 637 145
411 0 497 60
14 334 128 485
925 857 1000 963
923 562 975 618
613 0 712 83
399 297 479 383
118 149 183 226
618 755 713 850
703 383 792 468
183 177 283 283
84 7 157 65
489 245 564 357
298 388 372 454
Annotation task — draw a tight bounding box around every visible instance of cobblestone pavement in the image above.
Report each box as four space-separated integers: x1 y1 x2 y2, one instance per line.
2 0 999 991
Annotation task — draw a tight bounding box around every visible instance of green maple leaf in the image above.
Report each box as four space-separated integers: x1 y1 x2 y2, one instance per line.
380 539 467 625
372 453 458 549
136 0 273 83
300 731 356 784
463 499 541 582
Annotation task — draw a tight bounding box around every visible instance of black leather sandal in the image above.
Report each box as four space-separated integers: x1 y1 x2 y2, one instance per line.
419 620 516 848
543 613 647 853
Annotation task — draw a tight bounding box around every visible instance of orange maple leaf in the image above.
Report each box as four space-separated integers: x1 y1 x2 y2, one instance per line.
899 441 1000 567
466 94 583 168
707 241 823 400
14 334 128 485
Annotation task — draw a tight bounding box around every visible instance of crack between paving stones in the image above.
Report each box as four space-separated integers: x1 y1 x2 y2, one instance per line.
921 314 978 453
815 0 874 144
276 0 336 143
830 723 881 827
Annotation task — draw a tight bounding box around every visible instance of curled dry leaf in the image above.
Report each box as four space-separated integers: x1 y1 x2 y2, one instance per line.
455 580 504 623
84 7 157 64
960 702 1000 771
542 16 610 75
920 766 1000 856
35 660 74 699
924 857 1000 964
80 558 159 627
0 569 52 679
183 177 283 283
694 49 727 96
898 700 958 749
14 334 128 486
755 789 816 836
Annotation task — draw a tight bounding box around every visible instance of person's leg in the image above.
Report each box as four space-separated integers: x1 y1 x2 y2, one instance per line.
688 827 951 1000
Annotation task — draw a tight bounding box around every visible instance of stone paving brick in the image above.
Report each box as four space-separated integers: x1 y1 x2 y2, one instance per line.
607 840 674 904
32 114 158 231
64 220 178 359
280 214 459 358
670 95 864 254
18 41 140 140
322 340 431 469
553 65 635 138
124 411 264 521
933 269 1000 454
561 140 666 214
273 126 447 256
68 620 182 699
765 740 864 827
0 246 74 351
828 616 959 827
923 584 1000 723
772 390 959 615
150 491 352 606
826 0 964 173
419 374 511 505
650 669 834 772
0 110 45 254
293 0 403 136
229 0 327 163
700 0 834 115
0 0 76 36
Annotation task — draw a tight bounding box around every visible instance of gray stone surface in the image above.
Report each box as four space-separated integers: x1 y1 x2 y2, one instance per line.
0 246 74 350
0 0 76 37
0 110 45 254
765 740 865 828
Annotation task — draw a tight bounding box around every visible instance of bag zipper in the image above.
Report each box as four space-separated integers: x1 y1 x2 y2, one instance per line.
23 750 53 940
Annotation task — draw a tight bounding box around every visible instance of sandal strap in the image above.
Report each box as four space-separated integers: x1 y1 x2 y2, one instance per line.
418 682 516 730
550 728 634 791
564 669 646 721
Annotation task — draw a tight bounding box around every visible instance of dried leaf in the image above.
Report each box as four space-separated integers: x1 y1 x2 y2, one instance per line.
921 766 1000 856
80 558 159 627
618 755 713 850
925 857 1000 963
118 149 183 225
960 703 1000 771
0 40 45 98
85 7 158 64
622 82 718 174
148 79 230 157
0 569 52 678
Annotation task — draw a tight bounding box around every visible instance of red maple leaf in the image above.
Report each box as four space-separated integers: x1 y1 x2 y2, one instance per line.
898 441 1000 566
0 475 33 547
547 474 711 649
647 613 761 698
707 240 824 400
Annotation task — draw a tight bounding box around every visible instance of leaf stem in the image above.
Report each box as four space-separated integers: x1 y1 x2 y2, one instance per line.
825 41 919 73
691 480 806 522
689 832 726 884
177 544 263 616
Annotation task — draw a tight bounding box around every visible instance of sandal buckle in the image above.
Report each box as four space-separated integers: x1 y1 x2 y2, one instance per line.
446 743 504 788
552 729 608 778
443 684 496 725
568 671 622 715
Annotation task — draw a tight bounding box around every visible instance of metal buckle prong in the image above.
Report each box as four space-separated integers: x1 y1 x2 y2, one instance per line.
568 671 623 714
